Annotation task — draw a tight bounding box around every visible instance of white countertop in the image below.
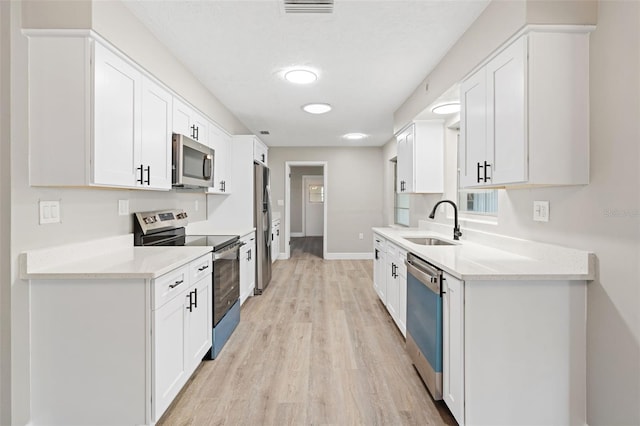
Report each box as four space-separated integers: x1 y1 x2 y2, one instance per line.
373 227 595 281
185 221 255 238
20 234 213 280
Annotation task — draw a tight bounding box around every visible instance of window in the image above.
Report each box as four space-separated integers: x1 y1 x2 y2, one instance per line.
458 188 498 215
308 184 324 203
394 160 410 226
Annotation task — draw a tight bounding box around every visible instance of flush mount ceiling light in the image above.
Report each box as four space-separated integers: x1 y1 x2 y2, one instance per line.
302 103 332 114
343 133 367 140
432 102 460 115
284 69 317 84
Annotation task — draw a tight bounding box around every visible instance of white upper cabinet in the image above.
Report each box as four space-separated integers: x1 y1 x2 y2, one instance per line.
207 124 232 194
92 42 141 187
27 33 172 190
139 78 173 190
396 120 444 193
172 98 208 145
253 138 268 165
460 28 591 189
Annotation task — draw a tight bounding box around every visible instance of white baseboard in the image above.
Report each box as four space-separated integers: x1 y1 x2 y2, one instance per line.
277 252 290 260
324 252 373 260
291 232 304 237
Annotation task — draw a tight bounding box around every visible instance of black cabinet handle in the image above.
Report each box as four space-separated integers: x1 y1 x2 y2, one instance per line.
169 279 183 289
193 287 198 309
277 229 279 236
477 162 484 183
375 248 379 260
247 249 252 261
137 164 144 184
186 292 193 312
261 153 265 162
144 166 151 185
198 264 209 272
483 161 491 182
220 180 226 192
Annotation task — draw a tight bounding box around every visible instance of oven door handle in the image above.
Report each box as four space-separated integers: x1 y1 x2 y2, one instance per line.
213 242 242 260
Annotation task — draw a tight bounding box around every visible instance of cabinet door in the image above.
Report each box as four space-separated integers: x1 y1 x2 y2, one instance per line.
140 77 172 190
385 247 399 323
93 42 141 187
396 128 413 193
254 139 268 165
172 98 192 137
185 278 212 374
443 272 464 425
460 67 487 188
208 124 231 193
153 291 188 420
239 235 256 304
373 244 386 303
487 36 527 185
273 224 280 261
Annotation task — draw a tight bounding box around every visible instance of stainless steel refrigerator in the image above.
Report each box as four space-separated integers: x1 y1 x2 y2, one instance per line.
254 162 272 294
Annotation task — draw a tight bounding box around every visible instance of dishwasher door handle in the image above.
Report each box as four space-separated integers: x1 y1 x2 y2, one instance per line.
405 259 441 294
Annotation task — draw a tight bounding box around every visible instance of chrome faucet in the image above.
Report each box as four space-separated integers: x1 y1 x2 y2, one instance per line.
428 200 462 240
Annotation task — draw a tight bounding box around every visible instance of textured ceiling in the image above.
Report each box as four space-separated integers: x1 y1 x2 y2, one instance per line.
123 0 489 147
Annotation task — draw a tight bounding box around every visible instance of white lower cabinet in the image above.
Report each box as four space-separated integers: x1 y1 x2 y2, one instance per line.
29 254 212 425
442 272 464 425
271 219 281 262
240 232 256 304
375 235 407 337
373 236 387 303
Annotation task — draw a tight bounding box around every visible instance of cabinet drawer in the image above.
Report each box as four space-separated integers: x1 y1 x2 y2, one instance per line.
154 266 189 309
374 235 386 252
190 254 212 284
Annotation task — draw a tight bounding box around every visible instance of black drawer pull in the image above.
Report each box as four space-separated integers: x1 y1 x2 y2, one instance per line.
169 279 184 289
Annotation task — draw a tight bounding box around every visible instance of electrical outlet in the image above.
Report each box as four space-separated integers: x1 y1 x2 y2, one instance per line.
533 201 550 222
118 200 129 216
358 233 364 240
39 200 61 224
277 199 284 207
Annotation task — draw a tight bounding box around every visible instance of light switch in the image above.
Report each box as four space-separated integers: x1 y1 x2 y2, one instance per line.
39 200 61 224
533 201 550 222
277 199 284 207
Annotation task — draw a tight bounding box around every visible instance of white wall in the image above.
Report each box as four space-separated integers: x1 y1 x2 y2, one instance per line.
7 1 249 423
0 2 10 424
269 147 384 255
395 1 639 423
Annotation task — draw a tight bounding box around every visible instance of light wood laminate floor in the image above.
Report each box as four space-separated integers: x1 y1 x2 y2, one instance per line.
159 238 456 425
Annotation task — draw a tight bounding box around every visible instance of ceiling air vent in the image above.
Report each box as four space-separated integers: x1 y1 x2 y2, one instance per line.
260 130 270 135
284 0 334 14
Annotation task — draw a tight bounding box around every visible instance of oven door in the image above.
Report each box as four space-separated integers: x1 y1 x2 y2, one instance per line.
212 242 241 326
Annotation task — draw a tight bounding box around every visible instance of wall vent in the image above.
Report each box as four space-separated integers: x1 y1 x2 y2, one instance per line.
284 0 334 14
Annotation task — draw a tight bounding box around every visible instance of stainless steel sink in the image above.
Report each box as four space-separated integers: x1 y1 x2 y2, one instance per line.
403 237 455 246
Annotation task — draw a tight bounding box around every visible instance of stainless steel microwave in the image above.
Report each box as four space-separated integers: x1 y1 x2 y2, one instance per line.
172 134 214 188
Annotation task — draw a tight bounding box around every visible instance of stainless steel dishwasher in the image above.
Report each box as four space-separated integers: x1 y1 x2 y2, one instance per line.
405 252 444 400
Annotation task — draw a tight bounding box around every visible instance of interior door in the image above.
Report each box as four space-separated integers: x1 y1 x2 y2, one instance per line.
303 176 324 237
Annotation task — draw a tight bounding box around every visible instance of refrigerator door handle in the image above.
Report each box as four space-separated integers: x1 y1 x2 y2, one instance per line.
264 185 273 248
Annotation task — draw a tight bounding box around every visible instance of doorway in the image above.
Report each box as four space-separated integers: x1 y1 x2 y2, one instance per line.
285 162 328 260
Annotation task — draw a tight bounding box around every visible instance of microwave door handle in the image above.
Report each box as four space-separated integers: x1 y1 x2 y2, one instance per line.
203 154 212 180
